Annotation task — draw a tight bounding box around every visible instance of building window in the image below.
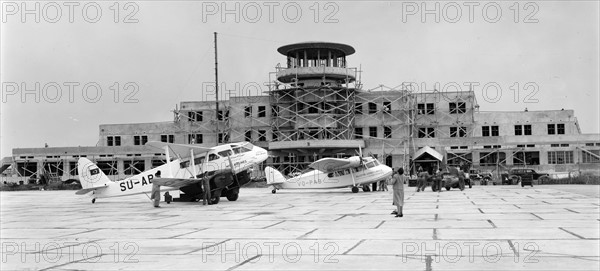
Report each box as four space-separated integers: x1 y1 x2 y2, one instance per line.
258 130 266 141
483 126 499 137
161 134 174 143
418 127 435 138
258 106 266 118
447 153 472 167
417 103 435 115
547 124 555 135
581 150 600 163
383 102 391 113
450 127 467 137
188 111 203 122
513 151 540 165
308 102 319 114
368 102 377 114
355 103 363 115
355 127 363 139
548 151 573 164
515 125 532 136
385 155 393 167
524 125 532 135
108 136 121 146
188 134 202 144
244 106 252 118
134 135 148 145
491 126 499 136
479 152 506 166
369 127 377 137
384 126 392 138
449 102 466 114
245 131 252 142
124 160 145 175
271 105 279 117
557 124 565 134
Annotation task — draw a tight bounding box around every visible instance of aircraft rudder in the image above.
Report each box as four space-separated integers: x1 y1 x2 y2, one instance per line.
77 158 111 189
264 166 286 185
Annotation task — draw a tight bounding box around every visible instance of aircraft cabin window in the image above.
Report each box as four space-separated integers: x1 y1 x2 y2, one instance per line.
232 147 243 154
218 150 232 157
328 173 334 178
180 161 190 168
208 154 220 161
194 156 205 164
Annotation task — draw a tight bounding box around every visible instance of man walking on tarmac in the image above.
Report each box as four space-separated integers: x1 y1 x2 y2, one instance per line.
151 170 162 208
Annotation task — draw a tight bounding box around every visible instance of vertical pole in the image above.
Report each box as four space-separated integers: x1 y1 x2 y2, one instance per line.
214 32 220 143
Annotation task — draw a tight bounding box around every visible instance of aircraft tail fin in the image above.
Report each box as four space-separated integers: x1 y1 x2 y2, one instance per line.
265 166 286 185
77 158 111 190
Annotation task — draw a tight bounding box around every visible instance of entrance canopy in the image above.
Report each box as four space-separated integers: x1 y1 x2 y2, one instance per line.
413 146 443 161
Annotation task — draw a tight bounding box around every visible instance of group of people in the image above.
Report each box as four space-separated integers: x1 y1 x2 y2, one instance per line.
150 170 212 208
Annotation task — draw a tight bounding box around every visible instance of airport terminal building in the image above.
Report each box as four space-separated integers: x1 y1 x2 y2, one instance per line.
3 42 599 183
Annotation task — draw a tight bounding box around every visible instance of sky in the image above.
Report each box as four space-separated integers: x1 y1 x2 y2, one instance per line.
1 0 599 158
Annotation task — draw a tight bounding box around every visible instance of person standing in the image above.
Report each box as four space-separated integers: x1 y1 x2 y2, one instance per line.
151 170 162 208
391 168 405 217
416 169 430 192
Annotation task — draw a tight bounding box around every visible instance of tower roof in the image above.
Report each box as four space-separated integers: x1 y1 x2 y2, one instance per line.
277 42 355 57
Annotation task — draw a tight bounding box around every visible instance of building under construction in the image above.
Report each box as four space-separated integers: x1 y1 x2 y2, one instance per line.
2 41 599 183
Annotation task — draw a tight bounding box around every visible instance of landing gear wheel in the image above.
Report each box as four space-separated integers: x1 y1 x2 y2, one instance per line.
521 183 525 187
445 186 451 191
91 198 96 204
351 186 359 193
210 196 220 205
226 193 239 201
362 185 370 192
271 189 277 194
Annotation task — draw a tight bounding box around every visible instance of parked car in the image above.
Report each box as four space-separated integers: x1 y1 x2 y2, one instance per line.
501 168 549 187
469 169 493 184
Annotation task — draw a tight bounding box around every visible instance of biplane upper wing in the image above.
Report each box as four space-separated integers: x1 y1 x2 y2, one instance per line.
151 177 203 188
309 158 357 173
145 141 213 158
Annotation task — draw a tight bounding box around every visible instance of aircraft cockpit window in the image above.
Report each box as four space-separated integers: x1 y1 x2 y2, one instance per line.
343 169 351 175
241 143 254 152
218 150 232 157
365 161 376 168
232 147 243 154
328 173 334 178
208 154 220 161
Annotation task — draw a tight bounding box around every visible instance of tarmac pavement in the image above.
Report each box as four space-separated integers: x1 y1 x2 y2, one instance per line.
1 185 599 270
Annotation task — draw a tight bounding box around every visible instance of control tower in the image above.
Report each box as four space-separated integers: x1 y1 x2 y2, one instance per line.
269 42 364 173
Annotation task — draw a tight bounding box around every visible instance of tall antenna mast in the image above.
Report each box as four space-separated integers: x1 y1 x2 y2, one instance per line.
214 32 219 141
